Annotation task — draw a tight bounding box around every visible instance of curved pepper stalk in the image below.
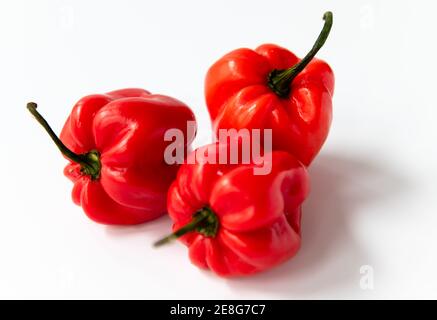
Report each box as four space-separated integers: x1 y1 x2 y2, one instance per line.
205 11 335 166
27 89 196 225
154 140 310 277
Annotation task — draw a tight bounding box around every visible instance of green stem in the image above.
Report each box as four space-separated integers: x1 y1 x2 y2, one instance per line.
154 207 218 247
268 11 333 98
27 102 101 180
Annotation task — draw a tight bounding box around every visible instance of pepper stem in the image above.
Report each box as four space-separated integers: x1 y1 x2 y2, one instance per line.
27 102 101 180
268 11 333 98
154 207 219 247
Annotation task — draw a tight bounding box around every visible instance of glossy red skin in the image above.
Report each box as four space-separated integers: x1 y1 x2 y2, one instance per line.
205 44 334 166
167 142 310 277
60 88 196 225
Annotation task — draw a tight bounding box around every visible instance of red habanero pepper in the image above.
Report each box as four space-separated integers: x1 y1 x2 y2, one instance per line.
205 12 334 166
155 141 309 277
27 88 195 225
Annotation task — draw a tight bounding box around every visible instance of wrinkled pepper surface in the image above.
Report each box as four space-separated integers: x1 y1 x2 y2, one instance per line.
155 140 309 276
205 12 334 166
27 88 195 225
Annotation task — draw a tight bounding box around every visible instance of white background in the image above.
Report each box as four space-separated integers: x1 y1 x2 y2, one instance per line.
1 0 436 299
